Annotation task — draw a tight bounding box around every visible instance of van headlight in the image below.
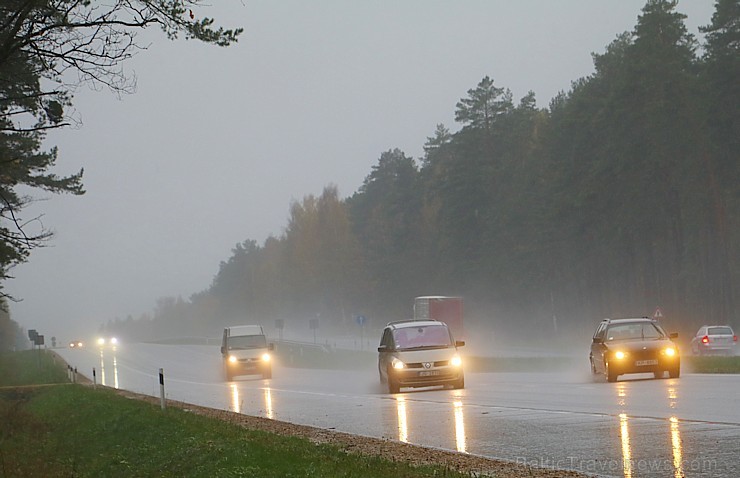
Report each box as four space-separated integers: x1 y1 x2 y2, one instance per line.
392 358 405 370
614 351 627 360
228 355 238 363
450 355 462 367
261 353 271 362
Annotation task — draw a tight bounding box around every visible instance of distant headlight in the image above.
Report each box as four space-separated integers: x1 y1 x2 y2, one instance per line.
261 353 271 362
228 355 238 363
450 355 462 367
392 358 405 370
110 337 118 345
97 338 106 346
614 351 627 360
664 347 676 357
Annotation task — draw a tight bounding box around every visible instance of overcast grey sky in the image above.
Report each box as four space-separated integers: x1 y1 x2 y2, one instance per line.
7 1 715 341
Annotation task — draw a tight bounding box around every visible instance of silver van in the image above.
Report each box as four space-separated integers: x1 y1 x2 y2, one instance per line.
221 325 274 380
377 319 464 393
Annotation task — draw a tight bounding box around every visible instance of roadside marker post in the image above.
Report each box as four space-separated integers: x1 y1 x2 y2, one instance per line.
93 367 97 389
159 368 166 411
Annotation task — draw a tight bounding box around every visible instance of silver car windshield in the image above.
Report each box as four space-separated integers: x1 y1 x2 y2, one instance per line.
393 325 452 350
606 323 664 341
228 335 267 350
707 326 733 335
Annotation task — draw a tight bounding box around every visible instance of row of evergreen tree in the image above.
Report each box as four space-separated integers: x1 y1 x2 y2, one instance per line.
102 0 739 342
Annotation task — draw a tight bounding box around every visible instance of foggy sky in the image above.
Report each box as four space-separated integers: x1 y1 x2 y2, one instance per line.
7 1 715 341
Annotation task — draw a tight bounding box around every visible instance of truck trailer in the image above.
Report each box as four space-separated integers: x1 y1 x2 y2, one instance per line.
413 296 464 341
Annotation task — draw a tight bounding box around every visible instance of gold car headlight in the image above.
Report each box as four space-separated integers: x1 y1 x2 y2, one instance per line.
614 351 627 360
261 353 271 362
228 355 238 363
450 355 462 367
664 347 676 357
392 358 405 370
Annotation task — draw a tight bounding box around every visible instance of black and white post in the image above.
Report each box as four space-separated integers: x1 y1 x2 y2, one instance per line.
159 368 166 411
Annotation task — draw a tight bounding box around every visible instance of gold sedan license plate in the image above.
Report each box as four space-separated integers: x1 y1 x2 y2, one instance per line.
635 359 658 366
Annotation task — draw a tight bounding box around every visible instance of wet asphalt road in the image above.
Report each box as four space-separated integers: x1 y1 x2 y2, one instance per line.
57 343 740 477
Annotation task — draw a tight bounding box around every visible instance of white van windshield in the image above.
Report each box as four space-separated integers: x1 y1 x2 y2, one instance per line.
393 325 452 350
228 335 267 350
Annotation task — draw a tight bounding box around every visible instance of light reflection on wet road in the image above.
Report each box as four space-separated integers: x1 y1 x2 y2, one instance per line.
59 344 740 477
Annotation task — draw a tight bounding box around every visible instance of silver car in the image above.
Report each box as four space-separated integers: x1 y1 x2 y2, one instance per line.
690 325 737 356
377 319 465 394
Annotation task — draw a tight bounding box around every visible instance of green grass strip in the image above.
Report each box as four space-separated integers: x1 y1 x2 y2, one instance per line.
0 350 69 387
0 350 471 478
684 355 740 374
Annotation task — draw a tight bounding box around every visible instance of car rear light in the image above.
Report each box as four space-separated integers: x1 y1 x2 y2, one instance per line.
701 335 710 344
734 335 738 342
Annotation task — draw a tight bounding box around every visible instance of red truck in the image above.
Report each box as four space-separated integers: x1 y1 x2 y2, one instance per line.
413 296 464 341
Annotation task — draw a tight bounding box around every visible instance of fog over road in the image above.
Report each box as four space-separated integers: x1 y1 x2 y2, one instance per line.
58 343 740 477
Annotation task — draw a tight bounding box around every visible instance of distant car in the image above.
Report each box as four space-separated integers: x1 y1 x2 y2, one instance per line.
69 340 83 348
96 337 119 347
590 317 680 382
377 319 465 394
690 325 737 356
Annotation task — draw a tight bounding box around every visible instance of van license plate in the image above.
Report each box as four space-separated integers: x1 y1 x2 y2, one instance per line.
419 371 440 377
635 359 658 366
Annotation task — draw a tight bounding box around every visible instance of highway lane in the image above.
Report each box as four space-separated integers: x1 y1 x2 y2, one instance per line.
58 343 740 477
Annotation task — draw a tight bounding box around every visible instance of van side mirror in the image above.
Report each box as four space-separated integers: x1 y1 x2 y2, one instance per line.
377 345 387 352
669 332 678 339
268 343 275 351
592 337 604 344
220 346 225 354
455 340 465 347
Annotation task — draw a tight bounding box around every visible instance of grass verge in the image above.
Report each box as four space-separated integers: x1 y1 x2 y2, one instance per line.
0 351 473 478
684 355 740 374
0 349 69 387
